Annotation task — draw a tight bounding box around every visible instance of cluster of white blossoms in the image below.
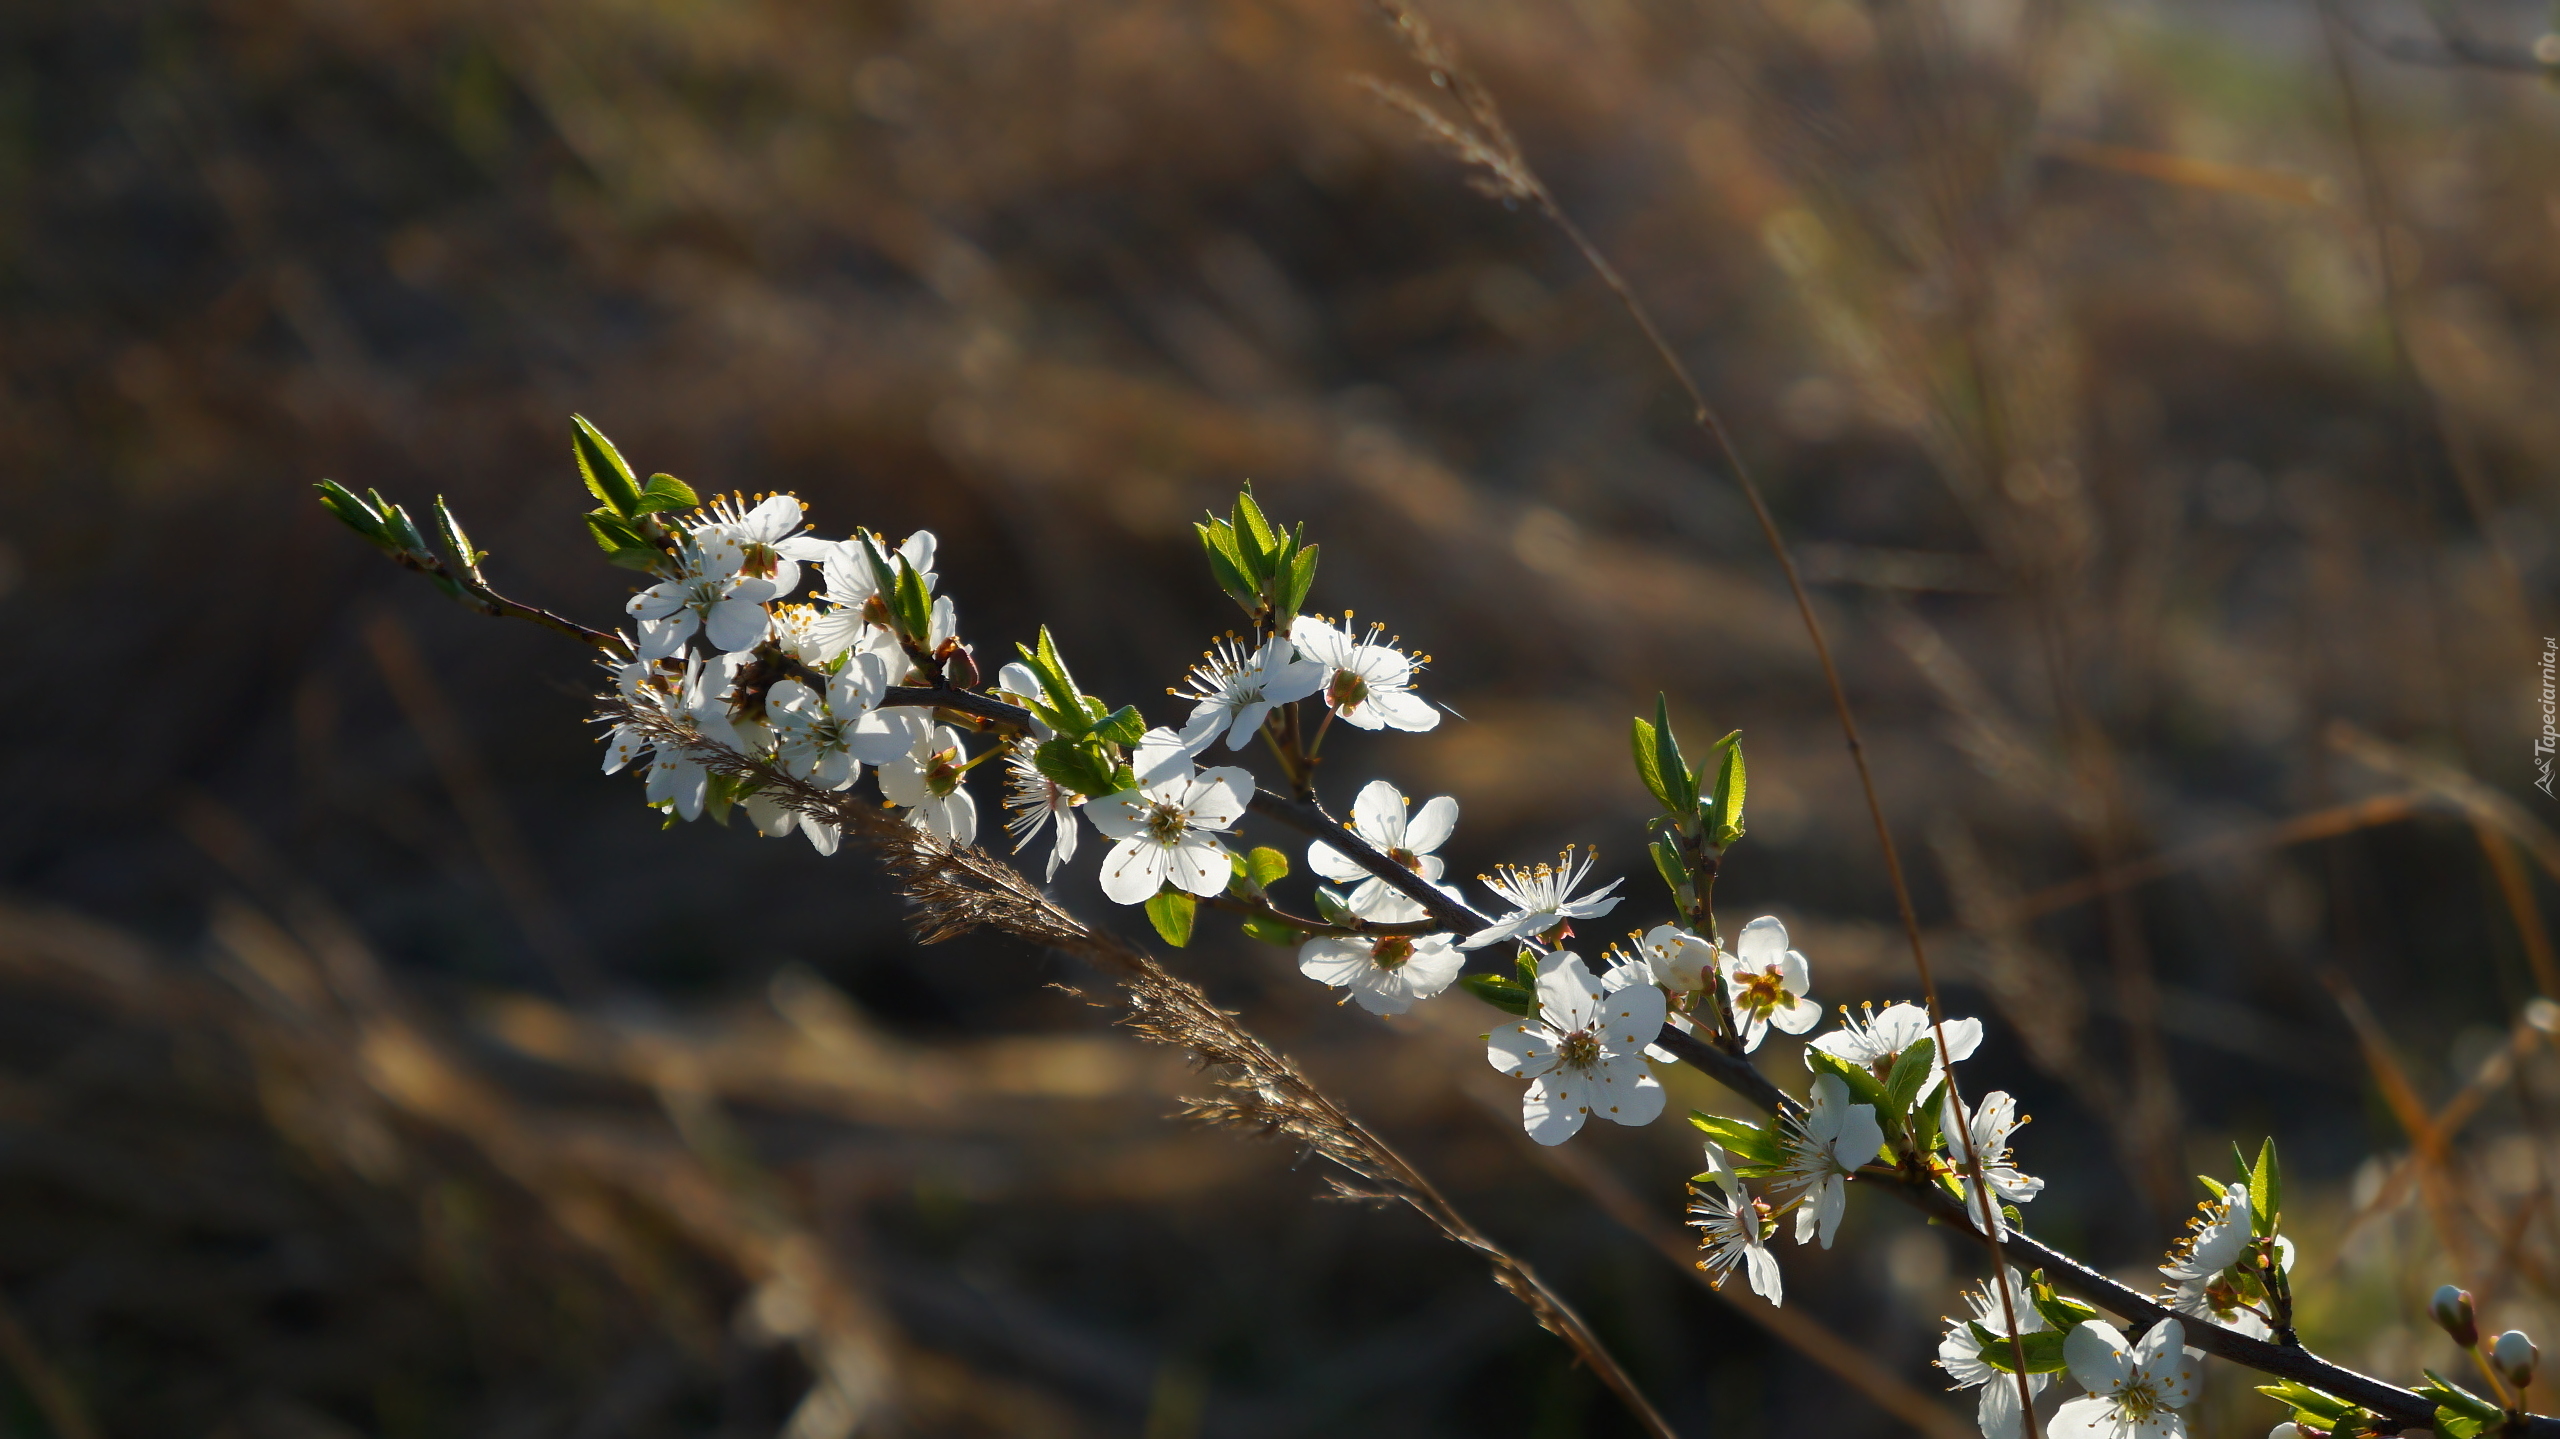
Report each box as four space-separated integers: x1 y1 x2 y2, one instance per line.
330 438 2415 1439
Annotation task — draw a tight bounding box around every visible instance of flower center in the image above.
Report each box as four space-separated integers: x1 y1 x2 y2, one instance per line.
1387 846 1422 873
1328 669 1369 711
1370 936 1414 970
1145 802 1190 844
2117 1381 2162 1420
1557 1029 1602 1070
1735 968 1788 1018
737 541 782 579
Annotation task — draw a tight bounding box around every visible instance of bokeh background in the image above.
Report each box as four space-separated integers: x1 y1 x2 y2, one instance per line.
7 0 2560 1432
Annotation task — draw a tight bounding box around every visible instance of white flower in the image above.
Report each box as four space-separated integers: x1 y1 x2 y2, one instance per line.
626 535 779 658
1298 931 1463 1015
1689 1141 1783 1305
691 492 820 594
1486 952 1665 1144
1942 1088 2044 1239
992 661 1055 739
1307 779 1459 920
1774 1072 1885 1247
1936 1267 2048 1439
1460 848 1625 950
768 653 915 790
1722 916 1820 1052
1287 614 1440 732
1634 924 1716 992
1086 748 1254 904
806 529 938 661
603 654 740 821
1002 741 1082 882
2159 1183 2271 1337
877 722 978 845
1174 634 1326 753
2051 1319 2200 1439
1809 1001 1982 1080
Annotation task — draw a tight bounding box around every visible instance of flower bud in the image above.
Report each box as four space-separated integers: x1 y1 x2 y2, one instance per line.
2494 1328 2538 1389
2431 1284 2479 1347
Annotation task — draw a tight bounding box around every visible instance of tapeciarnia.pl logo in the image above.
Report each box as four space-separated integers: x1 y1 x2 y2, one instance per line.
2539 637 2557 798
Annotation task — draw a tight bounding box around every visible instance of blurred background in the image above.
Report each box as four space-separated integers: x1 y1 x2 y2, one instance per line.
6 0 2560 1432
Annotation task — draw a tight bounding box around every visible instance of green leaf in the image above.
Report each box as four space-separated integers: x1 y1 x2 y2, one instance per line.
1033 738 1118 798
1807 1046 1892 1112
1913 1077 1947 1152
315 480 392 548
1882 1037 1937 1120
2026 1278 2096 1334
1092 706 1146 749
1279 542 1319 624
891 556 932 640
1247 847 1290 890
1312 888 1358 927
1196 521 1258 610
631 472 699 514
858 532 901 604
1240 914 1300 947
2255 1380 2353 1423
1459 973 1535 1016
1689 1113 1788 1169
1966 1325 2069 1374
1233 485 1278 577
431 496 485 581
1652 695 1696 815
2419 1371 2502 1422
377 493 432 554
2251 1137 2281 1237
1649 837 1690 897
1144 889 1197 947
1630 717 1676 813
2435 1411 2489 1439
586 510 661 570
1710 736 1747 848
572 414 644 516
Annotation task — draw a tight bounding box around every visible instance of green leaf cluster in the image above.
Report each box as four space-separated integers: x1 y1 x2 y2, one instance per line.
1459 953 1544 1019
1196 483 1318 627
1631 696 1745 894
573 415 690 571
315 480 477 600
2024 1271 2096 1332
1016 627 1142 802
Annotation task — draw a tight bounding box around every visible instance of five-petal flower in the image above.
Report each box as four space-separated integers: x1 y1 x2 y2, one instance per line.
1775 1072 1885 1247
1087 748 1254 904
1288 614 1441 732
1298 931 1464 1015
1936 1267 2048 1439
1689 1141 1783 1306
1461 848 1625 951
1723 915 1820 1053
1486 952 1665 1144
1307 779 1460 920
2051 1319 2200 1439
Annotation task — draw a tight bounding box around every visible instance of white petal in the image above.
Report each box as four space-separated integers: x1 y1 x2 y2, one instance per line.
1600 975 1666 1051
1184 767 1254 830
1098 836 1170 904
1590 1056 1664 1127
2135 1321 2195 1405
1368 688 1441 732
935 787 976 846
1832 1103 1886 1171
704 596 771 653
1745 1245 1784 1306
1350 780 1408 848
1299 938 1372 986
2045 1396 2118 1439
1940 1015 1985 1064
1165 836 1233 898
1535 954 1602 1031
1132 727 1194 787
1396 941 1464 1000
1404 796 1458 854
2064 1320 2135 1394
1771 995 1822 1034
1085 789 1152 841
1487 1022 1557 1077
1522 1074 1589 1146
1307 839 1370 885
1736 915 1787 964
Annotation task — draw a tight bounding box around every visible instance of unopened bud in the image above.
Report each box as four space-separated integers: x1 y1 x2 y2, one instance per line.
940 642 980 690
2494 1329 2538 1389
2431 1284 2479 1347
